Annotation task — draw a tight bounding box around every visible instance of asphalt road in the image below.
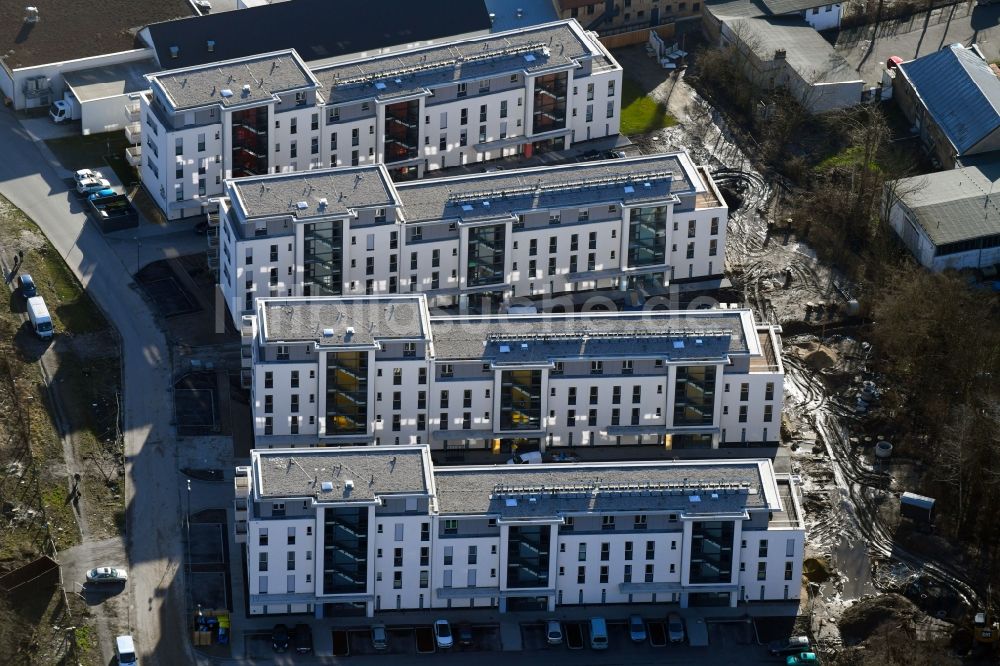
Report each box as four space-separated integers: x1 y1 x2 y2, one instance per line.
835 2 1000 86
0 109 192 665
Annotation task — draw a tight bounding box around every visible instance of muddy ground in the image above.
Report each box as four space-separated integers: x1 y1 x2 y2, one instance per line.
614 44 981 656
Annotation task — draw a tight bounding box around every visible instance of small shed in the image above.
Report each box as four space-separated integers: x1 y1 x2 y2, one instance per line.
900 492 935 523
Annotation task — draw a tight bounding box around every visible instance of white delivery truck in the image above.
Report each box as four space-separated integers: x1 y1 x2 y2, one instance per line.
49 92 81 124
26 296 53 338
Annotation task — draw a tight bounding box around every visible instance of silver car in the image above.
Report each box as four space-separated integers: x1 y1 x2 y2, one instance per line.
667 612 685 643
371 624 388 651
546 620 563 645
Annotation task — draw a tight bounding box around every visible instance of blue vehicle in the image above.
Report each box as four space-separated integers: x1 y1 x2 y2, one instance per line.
87 188 116 200
17 274 36 298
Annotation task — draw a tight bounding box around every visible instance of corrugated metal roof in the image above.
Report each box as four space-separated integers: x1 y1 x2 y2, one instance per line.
899 43 1000 155
892 164 1000 246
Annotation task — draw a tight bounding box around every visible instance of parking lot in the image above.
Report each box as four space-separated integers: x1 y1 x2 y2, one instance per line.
240 615 800 665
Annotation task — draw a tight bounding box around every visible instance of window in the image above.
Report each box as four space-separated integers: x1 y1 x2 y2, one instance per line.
757 562 767 580
786 539 795 558
645 541 655 559
602 515 615 531
634 514 647 530
259 552 268 571
578 543 587 561
264 372 273 389
624 564 632 583
444 546 454 565
287 551 296 571
600 543 610 561
264 395 273 414
759 540 768 558
739 406 748 423
632 386 642 404
612 386 621 404
591 361 603 375
686 242 695 259
394 548 403 567
394 524 404 542
611 408 620 426
457 83 467 97
444 519 458 535
765 382 775 401
784 562 793 580
259 528 268 546
740 383 750 401
468 546 478 565
606 101 614 118
608 80 616 97
393 571 403 589
600 566 609 584
420 570 429 588
764 405 773 422
577 566 586 584
645 564 654 583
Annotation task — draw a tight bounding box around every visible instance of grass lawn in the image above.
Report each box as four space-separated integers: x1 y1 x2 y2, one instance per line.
620 78 677 135
0 194 123 542
0 197 106 334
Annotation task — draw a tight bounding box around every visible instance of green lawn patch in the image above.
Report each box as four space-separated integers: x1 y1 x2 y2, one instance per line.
815 145 881 173
619 78 677 135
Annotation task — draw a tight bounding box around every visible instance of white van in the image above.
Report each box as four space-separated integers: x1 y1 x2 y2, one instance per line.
589 617 608 650
115 635 137 665
26 296 53 339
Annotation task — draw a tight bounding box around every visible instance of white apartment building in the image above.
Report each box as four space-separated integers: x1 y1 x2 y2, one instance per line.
217 151 728 325
242 295 782 451
139 19 622 220
234 445 805 617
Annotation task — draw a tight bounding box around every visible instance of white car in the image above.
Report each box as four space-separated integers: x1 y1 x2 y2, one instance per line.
433 619 453 649
76 178 111 195
73 168 103 185
86 566 128 583
546 620 563 645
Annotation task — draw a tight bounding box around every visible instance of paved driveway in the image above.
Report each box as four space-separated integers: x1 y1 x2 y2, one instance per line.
834 2 1000 86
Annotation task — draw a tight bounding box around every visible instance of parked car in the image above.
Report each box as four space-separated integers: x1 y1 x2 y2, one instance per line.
271 624 290 652
457 622 473 647
667 612 685 643
372 624 389 651
588 617 608 650
73 169 103 185
546 620 564 645
293 624 312 654
434 619 453 648
786 653 819 666
87 188 116 201
86 566 127 584
17 274 36 299
76 178 111 195
506 451 543 465
769 636 811 656
628 614 647 643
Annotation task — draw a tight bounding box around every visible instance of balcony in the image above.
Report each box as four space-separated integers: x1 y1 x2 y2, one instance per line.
125 101 140 123
125 145 142 167
124 122 141 144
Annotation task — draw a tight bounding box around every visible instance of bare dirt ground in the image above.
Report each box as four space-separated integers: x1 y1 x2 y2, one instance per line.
614 44 981 656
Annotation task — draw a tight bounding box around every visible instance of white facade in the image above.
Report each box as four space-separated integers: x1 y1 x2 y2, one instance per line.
243 295 783 452
216 152 728 327
799 3 842 31
235 446 805 617
887 187 1000 273
138 20 623 220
